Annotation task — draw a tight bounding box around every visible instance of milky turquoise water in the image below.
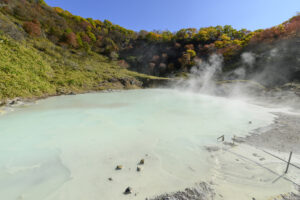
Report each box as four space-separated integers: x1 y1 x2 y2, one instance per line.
0 89 276 200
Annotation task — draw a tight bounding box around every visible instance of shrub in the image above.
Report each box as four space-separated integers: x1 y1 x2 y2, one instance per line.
118 60 129 68
185 44 194 50
53 7 64 14
80 20 91 31
62 32 78 47
151 55 160 62
87 31 96 42
167 63 175 71
186 49 196 58
23 20 41 37
13 5 29 20
109 51 119 60
76 33 83 46
148 62 156 72
80 32 91 43
145 32 162 42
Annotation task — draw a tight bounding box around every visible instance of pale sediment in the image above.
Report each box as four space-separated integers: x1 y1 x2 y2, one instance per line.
245 113 300 154
149 112 300 200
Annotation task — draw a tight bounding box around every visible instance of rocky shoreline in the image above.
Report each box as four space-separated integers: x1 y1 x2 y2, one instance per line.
0 77 174 111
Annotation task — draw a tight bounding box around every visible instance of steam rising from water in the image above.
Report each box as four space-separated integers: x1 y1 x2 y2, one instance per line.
232 52 256 79
178 54 223 94
174 47 300 110
241 52 256 67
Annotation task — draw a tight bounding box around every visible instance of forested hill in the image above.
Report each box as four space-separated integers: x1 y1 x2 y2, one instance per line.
0 0 160 101
0 0 299 100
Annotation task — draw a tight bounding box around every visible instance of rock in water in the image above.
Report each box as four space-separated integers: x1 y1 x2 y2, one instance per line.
138 159 144 165
124 187 132 195
115 165 123 170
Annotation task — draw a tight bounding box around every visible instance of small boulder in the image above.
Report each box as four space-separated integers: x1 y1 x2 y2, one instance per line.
115 165 123 170
138 159 144 165
137 166 142 172
108 177 113 181
124 187 132 195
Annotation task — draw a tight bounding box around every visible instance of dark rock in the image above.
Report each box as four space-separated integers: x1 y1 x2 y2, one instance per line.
115 165 123 170
124 187 132 195
7 98 21 106
137 166 142 172
119 78 130 87
138 159 145 165
108 177 113 181
108 78 118 83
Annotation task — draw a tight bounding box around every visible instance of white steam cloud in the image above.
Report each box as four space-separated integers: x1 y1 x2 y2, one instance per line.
241 52 255 67
177 54 223 94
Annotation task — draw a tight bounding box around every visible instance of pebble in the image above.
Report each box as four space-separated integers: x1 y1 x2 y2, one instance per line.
139 159 145 165
115 165 123 170
137 166 142 172
124 187 132 195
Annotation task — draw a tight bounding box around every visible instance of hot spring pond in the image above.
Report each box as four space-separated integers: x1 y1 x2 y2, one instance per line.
0 89 277 200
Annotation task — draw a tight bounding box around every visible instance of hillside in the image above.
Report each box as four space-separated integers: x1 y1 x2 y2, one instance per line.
0 0 299 101
0 0 162 101
120 15 300 87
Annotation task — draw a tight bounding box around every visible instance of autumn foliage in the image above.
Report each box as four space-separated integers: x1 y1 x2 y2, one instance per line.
23 20 41 37
1 0 300 77
250 15 300 44
63 32 78 47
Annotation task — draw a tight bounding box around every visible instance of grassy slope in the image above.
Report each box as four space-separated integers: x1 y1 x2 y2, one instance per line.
0 30 161 101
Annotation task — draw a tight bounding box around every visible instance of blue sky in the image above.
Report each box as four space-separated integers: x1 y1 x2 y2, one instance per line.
45 0 299 32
